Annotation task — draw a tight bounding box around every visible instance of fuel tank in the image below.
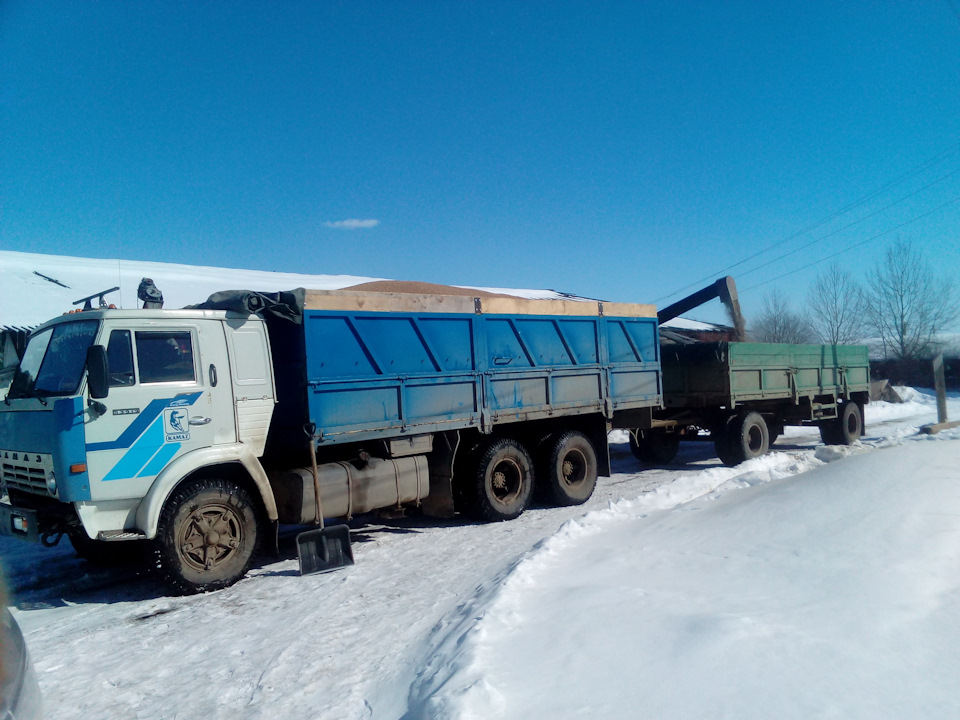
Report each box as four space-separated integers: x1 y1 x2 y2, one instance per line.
270 455 429 524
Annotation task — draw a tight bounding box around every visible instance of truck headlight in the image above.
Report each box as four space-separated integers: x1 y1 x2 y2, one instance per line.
47 471 57 496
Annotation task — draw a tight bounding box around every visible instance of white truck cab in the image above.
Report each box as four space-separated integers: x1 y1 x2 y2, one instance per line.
1 308 279 592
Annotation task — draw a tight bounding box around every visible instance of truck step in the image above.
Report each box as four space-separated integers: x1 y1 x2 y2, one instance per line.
97 530 148 542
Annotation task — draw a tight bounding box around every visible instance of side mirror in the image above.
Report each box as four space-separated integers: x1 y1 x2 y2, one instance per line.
86 345 109 400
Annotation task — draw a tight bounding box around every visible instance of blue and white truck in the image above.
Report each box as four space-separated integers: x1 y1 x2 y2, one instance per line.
0 285 661 593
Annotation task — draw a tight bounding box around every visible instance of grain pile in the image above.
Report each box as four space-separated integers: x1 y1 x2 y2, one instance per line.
345 280 513 299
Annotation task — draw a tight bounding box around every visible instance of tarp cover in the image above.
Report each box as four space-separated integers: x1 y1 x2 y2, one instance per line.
186 289 305 324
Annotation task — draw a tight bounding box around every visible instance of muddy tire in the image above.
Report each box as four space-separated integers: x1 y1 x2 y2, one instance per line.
629 429 681 466
460 438 534 522
154 478 261 595
537 431 597 506
718 411 769 467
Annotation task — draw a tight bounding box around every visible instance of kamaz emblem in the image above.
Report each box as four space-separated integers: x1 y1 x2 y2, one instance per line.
2 452 40 463
163 408 190 442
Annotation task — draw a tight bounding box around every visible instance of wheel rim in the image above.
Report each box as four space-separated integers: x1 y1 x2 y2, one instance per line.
747 424 764 453
560 449 587 488
490 458 523 506
176 502 244 572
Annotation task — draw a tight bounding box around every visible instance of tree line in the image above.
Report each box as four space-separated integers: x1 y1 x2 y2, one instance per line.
749 239 959 359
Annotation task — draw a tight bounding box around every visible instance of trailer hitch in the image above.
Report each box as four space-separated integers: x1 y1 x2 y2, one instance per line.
40 530 64 548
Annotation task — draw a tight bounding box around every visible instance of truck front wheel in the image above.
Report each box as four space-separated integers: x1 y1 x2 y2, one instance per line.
460 438 534 522
538 431 598 506
154 478 262 595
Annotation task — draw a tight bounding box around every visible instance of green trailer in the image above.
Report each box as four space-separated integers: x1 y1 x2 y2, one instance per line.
631 341 871 466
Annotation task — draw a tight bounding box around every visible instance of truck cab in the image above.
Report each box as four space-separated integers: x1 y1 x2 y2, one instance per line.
0 309 278 589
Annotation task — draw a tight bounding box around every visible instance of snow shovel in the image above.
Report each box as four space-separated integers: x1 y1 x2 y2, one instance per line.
297 430 354 575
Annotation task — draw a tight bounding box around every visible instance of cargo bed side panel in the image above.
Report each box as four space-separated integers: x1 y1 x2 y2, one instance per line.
301 310 661 443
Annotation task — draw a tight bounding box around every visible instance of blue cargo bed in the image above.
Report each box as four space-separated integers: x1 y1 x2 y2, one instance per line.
295 290 662 444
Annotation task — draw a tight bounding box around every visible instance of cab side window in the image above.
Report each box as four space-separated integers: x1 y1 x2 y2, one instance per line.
106 330 135 387
136 331 195 383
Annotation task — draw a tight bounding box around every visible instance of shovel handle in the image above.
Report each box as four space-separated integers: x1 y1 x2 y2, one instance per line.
307 433 325 530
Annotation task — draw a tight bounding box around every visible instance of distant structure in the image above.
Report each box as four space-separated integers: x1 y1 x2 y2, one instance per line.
1 326 30 389
1 327 29 366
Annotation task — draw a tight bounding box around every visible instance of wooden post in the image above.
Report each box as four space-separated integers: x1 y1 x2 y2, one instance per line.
933 354 948 424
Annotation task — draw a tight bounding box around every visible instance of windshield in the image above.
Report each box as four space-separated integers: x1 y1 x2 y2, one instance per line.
8 320 99 398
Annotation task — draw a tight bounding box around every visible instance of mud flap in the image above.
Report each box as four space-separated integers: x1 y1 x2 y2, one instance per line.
297 524 354 575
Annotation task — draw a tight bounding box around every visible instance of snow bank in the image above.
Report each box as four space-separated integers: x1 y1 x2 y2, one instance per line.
408 430 960 719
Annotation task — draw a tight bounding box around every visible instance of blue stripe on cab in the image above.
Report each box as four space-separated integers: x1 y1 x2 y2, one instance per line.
103 418 165 481
86 392 202 452
138 442 181 478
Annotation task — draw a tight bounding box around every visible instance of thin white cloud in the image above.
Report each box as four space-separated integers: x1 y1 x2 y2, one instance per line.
324 219 380 230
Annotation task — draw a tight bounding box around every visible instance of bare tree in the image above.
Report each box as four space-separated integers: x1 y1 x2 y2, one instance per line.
806 264 868 345
863 239 959 359
750 289 815 343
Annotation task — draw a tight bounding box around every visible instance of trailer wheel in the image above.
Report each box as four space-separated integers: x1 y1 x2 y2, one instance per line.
538 431 598 506
819 401 862 446
713 417 739 466
768 422 783 446
818 419 841 445
629 429 681 466
718 411 769 466
154 477 261 595
461 438 534 522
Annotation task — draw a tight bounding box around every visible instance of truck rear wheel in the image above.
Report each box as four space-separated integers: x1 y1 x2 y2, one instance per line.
819 400 862 446
538 431 597 506
717 411 769 466
629 429 681 466
154 478 261 595
461 438 534 522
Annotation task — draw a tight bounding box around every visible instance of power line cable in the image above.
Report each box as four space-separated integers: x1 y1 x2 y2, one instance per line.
742 194 960 293
733 166 960 281
653 141 960 302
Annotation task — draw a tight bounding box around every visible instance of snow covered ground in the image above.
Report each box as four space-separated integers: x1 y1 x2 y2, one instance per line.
2 388 958 719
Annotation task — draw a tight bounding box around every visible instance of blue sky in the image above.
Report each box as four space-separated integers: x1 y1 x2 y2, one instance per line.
2 1 959 323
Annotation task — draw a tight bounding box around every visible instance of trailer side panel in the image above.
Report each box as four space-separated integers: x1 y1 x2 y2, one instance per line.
663 342 870 408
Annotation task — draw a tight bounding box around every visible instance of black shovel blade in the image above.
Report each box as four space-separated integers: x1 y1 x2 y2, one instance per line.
297 524 355 575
